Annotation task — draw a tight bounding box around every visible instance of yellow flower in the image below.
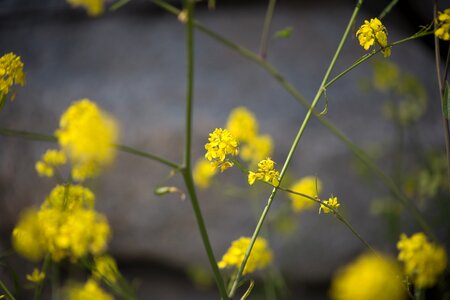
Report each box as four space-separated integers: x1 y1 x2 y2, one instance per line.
193 159 216 189
218 237 272 275
204 128 238 167
56 99 118 181
0 295 4 299
26 268 46 283
356 18 391 57
12 208 46 262
240 134 273 167
226 107 258 142
42 184 95 211
247 158 279 186
35 149 67 178
397 232 447 288
289 176 321 213
435 9 450 41
66 0 104 16
67 279 113 300
330 252 406 300
0 52 25 105
93 255 119 284
320 196 340 214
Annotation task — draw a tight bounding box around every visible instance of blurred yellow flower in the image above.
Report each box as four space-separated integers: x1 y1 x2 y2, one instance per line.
35 149 67 178
319 196 340 214
93 255 119 284
193 159 216 188
289 176 321 213
12 208 46 262
226 106 258 142
66 0 104 16
56 99 118 181
67 279 113 300
397 232 447 288
240 134 273 167
330 252 405 300
218 237 272 275
435 9 450 40
26 268 46 283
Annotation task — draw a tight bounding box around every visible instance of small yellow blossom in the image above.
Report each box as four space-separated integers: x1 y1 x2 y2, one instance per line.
356 18 391 57
35 149 67 178
67 279 113 300
289 176 322 213
93 255 119 284
435 9 450 41
0 295 4 299
12 209 46 262
240 134 273 167
66 0 104 16
397 232 447 288
226 107 258 142
178 9 188 24
0 52 25 104
330 252 406 300
42 184 95 211
247 158 280 186
193 159 216 189
218 237 272 275
26 268 46 283
56 99 118 181
204 128 238 168
320 196 340 214
211 160 234 173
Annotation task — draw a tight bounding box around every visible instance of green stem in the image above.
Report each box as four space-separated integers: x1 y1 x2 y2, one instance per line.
228 1 363 297
0 127 181 170
33 255 51 300
0 280 15 300
378 0 399 20
259 0 277 60
181 1 228 298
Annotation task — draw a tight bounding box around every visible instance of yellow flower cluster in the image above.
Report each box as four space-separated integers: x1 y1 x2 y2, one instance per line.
319 196 340 214
289 176 322 213
204 128 238 171
397 232 447 288
67 279 113 300
12 185 111 262
435 9 450 40
36 99 119 181
330 252 405 300
26 268 46 283
356 18 391 57
218 237 272 275
227 107 273 167
0 52 25 104
66 0 104 16
193 158 216 189
248 158 280 186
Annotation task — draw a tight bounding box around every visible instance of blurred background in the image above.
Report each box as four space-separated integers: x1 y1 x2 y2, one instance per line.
1 0 450 299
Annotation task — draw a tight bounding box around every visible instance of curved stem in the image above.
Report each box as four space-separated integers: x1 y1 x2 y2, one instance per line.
0 280 15 300
181 0 228 298
228 1 363 296
259 0 277 60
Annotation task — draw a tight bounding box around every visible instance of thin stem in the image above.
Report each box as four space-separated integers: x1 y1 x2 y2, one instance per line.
33 255 51 300
259 0 277 60
228 1 363 297
0 280 15 300
0 127 181 169
181 0 228 298
434 0 450 196
378 0 399 20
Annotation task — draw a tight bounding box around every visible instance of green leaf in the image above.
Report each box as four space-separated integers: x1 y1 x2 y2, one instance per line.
442 82 450 120
275 27 293 38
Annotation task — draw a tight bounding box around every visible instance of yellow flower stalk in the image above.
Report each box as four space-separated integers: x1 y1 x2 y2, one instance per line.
0 52 25 105
397 232 447 288
248 158 280 186
26 268 46 283
330 252 406 300
289 176 322 212
66 0 104 16
319 196 340 214
356 18 391 57
55 99 119 181
218 237 272 275
435 9 450 41
67 279 113 300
